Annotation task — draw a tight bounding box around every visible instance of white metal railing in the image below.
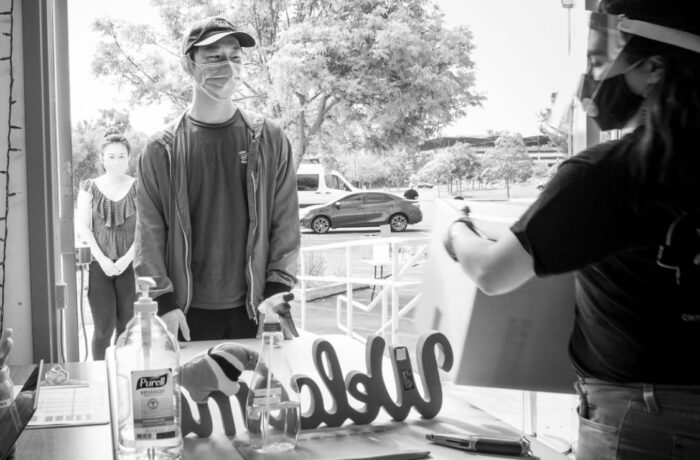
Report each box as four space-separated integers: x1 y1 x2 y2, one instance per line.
298 235 430 344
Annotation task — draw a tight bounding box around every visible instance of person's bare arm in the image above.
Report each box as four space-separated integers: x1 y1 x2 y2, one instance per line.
160 309 191 341
447 223 535 295
77 188 119 277
114 243 134 275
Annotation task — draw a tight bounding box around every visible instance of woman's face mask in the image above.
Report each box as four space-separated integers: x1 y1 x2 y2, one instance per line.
186 58 242 102
578 60 645 131
102 144 129 176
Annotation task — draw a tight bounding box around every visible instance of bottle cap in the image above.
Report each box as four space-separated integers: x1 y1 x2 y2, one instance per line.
135 277 158 314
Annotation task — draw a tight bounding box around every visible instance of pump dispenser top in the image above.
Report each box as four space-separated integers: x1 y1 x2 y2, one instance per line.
257 292 294 326
135 277 157 315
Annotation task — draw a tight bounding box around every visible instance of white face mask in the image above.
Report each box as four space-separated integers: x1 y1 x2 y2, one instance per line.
102 152 129 177
187 58 242 102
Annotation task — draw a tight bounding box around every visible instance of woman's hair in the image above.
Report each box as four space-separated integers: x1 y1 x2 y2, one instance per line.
602 0 700 204
101 132 131 155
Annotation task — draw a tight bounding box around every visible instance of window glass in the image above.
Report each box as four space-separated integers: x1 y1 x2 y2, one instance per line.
366 193 392 204
326 174 352 191
325 174 340 191
297 174 319 191
339 194 363 206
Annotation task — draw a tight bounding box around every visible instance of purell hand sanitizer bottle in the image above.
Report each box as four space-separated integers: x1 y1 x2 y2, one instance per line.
115 277 182 459
246 293 301 453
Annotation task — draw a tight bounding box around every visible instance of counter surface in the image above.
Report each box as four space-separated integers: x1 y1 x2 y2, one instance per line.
13 334 570 459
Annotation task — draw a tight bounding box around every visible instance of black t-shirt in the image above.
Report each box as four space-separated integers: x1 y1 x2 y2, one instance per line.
511 130 700 384
185 112 251 309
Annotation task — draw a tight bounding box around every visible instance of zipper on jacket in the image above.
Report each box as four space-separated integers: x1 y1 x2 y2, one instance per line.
247 172 258 323
166 141 193 313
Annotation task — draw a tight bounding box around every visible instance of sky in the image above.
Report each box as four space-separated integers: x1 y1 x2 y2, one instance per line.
433 0 572 136
68 0 577 137
67 0 163 132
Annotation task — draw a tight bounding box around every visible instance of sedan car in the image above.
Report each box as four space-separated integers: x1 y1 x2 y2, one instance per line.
299 192 422 234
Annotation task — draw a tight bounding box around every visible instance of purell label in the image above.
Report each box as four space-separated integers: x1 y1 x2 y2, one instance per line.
0 398 10 408
136 373 168 390
131 368 176 445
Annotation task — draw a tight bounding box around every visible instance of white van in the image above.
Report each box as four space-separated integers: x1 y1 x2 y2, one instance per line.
296 163 356 207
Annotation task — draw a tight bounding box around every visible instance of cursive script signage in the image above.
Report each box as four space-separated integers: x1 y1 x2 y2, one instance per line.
181 332 453 437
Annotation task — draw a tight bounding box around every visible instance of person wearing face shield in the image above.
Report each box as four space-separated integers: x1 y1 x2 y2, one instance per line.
443 1 700 458
76 132 137 360
133 17 300 342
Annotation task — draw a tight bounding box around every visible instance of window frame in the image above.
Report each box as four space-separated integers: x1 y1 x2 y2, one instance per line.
23 0 78 362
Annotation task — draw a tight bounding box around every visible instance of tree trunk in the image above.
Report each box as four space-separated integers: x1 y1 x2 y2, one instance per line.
294 109 307 169
505 179 511 199
293 94 338 169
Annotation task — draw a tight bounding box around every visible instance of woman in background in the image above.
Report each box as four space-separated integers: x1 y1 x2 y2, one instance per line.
77 133 136 360
444 0 700 458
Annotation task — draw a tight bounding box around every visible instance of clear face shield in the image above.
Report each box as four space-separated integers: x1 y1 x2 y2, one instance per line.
548 11 700 133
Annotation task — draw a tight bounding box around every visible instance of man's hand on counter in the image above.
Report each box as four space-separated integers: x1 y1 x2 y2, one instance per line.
161 309 191 341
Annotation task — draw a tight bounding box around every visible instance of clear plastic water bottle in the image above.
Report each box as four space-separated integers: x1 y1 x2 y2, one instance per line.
114 277 182 460
246 293 301 453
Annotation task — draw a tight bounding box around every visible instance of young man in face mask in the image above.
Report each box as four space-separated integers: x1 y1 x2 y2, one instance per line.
134 17 300 341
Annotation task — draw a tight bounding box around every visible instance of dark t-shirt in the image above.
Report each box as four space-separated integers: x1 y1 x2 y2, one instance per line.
511 130 700 384
185 112 251 309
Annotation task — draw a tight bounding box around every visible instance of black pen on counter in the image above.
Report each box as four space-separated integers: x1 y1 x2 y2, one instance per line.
426 433 531 456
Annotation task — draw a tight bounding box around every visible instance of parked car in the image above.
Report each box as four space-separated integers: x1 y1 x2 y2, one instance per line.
299 192 422 234
417 182 434 189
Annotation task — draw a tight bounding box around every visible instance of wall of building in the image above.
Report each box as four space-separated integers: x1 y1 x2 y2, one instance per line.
1 0 33 365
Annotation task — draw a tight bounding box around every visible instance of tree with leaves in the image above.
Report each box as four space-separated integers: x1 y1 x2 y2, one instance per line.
416 143 480 195
382 147 418 188
90 0 483 166
416 152 450 196
444 142 479 195
334 150 389 189
480 132 534 199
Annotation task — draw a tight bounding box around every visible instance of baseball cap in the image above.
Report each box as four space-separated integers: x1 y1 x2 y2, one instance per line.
182 16 255 56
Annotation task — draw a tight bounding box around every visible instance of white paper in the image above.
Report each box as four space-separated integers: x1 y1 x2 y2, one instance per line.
26 382 110 427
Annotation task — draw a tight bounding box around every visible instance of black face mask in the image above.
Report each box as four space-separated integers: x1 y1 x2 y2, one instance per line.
578 73 644 131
